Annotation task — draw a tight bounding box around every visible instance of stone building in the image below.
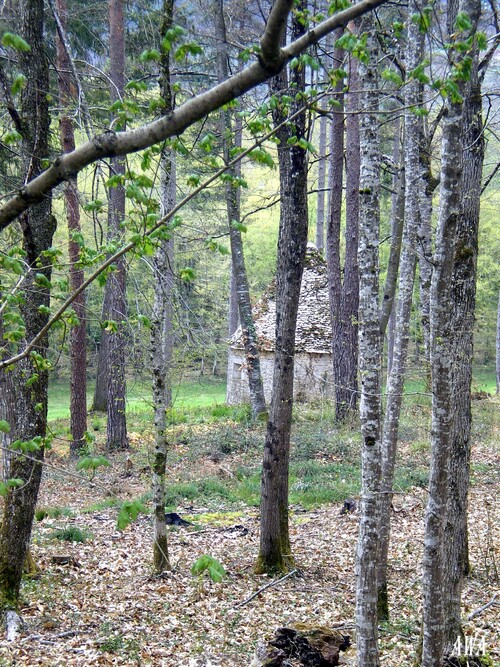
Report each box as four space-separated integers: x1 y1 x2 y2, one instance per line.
226 244 333 405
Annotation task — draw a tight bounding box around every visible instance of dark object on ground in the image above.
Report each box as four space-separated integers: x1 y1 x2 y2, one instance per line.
251 624 350 666
471 390 491 400
165 512 192 526
340 498 357 515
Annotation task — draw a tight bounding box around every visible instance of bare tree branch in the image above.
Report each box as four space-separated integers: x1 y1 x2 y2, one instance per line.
0 0 387 230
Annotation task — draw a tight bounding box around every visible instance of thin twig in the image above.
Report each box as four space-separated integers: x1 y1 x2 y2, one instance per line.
20 629 78 643
234 569 297 609
467 594 498 621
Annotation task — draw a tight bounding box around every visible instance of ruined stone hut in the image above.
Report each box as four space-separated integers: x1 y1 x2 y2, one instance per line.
226 244 334 406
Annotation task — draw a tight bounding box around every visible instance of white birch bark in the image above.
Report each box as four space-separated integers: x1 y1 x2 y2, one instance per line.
422 0 480 662
355 14 382 667
377 1 425 619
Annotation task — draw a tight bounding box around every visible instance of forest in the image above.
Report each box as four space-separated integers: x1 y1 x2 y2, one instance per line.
0 0 499 665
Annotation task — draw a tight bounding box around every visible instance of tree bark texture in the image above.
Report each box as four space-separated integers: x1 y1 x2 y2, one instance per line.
355 14 382 667
315 32 333 254
105 0 129 451
496 290 500 394
0 0 55 612
385 119 404 377
333 40 360 421
215 0 267 421
443 25 484 654
256 4 308 574
422 1 480 663
56 0 87 454
0 0 389 230
151 0 175 574
377 2 425 621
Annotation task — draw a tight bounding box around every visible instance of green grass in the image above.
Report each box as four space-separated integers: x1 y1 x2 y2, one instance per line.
49 526 90 543
48 378 226 421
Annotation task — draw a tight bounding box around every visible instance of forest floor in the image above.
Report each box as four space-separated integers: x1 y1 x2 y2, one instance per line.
0 393 498 666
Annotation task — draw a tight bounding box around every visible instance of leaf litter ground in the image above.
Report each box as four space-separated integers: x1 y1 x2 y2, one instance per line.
0 399 498 666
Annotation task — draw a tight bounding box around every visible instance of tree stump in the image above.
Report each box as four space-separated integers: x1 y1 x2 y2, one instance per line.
250 623 350 666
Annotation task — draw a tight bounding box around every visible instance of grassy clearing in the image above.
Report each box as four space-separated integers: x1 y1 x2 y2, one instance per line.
47 378 226 421
47 367 497 514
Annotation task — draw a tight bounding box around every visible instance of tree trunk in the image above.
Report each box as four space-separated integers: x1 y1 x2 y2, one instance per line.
422 1 480 663
325 35 347 422
106 0 128 451
355 14 382 667
385 119 404 377
496 290 500 395
215 0 267 421
151 0 175 574
334 39 360 420
316 33 333 254
377 2 425 619
0 0 54 615
56 0 87 455
443 29 484 654
256 3 308 574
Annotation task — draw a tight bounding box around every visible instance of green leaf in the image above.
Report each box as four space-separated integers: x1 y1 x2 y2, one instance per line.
248 148 274 169
83 199 104 213
179 267 196 283
35 273 52 289
186 174 201 187
76 456 110 472
11 74 26 95
199 133 216 152
191 555 225 582
231 220 248 233
0 420 10 434
475 32 487 50
139 49 161 62
335 32 358 52
174 42 203 61
0 479 24 497
106 174 124 188
161 25 186 52
117 499 148 531
1 32 30 52
455 11 472 32
3 130 22 145
125 80 148 92
382 68 403 86
328 0 351 14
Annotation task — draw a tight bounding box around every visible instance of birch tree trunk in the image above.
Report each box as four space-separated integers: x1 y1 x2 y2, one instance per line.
151 0 175 574
443 27 485 653
355 14 382 667
256 2 308 574
215 0 267 421
56 0 87 454
106 0 129 451
376 3 426 620
0 0 54 617
422 1 480 663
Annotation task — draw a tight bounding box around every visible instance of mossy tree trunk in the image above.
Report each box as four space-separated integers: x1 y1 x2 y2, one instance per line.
0 0 54 616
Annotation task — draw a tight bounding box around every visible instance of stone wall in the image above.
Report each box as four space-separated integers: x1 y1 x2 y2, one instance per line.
226 348 334 406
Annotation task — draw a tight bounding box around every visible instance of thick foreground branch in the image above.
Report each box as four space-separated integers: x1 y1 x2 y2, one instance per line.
0 0 386 229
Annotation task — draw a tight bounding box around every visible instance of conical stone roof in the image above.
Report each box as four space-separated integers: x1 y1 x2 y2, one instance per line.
229 244 332 354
